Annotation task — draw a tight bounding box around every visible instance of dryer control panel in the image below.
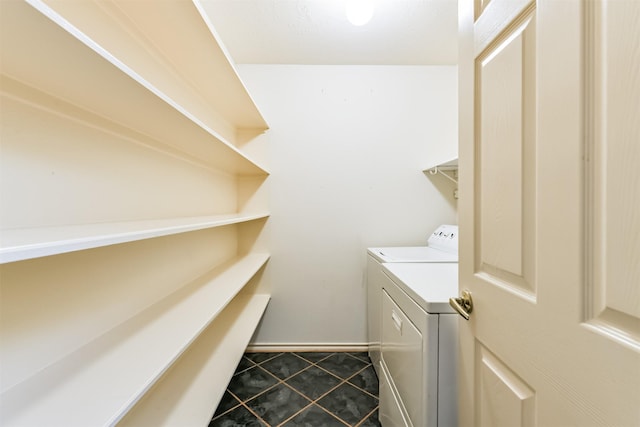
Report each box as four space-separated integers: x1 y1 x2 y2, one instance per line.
427 224 458 254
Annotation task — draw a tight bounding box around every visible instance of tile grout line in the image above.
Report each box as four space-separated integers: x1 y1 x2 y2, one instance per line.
240 400 272 426
215 389 271 426
343 363 381 400
274 378 370 427
257 360 336 425
267 352 365 393
235 361 315 426
274 385 350 427
295 354 377 399
260 353 377 425
354 405 380 427
284 354 379 426
213 352 379 426
212 366 280 423
309 356 380 401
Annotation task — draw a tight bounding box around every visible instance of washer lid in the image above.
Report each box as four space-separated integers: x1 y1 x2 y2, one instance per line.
382 263 459 313
368 246 458 263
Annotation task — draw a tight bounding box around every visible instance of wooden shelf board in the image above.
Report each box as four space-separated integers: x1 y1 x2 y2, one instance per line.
0 1 268 175
38 0 268 131
423 158 458 173
0 213 270 264
0 253 270 427
118 293 271 427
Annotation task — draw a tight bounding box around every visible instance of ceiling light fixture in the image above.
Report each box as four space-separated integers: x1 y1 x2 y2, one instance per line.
345 0 375 26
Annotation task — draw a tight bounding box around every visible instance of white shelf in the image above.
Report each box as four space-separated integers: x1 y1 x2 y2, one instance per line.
118 293 271 427
34 0 267 132
423 158 458 186
0 0 268 175
0 253 270 427
423 158 458 173
0 213 270 264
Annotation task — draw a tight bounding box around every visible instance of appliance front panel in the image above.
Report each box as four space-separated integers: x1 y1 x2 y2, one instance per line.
381 280 439 427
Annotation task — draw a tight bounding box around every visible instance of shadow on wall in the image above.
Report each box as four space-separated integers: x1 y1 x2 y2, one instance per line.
424 170 458 212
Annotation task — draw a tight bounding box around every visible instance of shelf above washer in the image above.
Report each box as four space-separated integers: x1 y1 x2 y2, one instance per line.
423 158 458 185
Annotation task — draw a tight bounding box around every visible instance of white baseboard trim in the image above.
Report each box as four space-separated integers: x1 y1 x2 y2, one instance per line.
246 343 369 353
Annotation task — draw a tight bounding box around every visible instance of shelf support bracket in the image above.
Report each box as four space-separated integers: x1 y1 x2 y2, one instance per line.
428 167 458 185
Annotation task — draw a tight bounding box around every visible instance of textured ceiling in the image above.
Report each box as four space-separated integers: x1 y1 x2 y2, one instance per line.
199 0 458 65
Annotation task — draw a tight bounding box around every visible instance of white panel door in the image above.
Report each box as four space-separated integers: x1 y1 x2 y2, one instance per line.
456 0 640 426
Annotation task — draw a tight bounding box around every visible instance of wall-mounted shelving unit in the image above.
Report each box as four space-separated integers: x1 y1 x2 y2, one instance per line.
423 158 458 185
0 1 270 425
424 158 459 199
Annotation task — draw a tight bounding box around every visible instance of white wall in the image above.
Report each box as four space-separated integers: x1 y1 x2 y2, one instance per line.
238 65 458 346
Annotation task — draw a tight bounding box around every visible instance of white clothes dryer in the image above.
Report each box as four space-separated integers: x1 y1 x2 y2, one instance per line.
378 262 458 427
366 225 458 376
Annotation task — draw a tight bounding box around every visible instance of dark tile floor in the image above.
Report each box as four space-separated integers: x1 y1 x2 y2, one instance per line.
209 352 381 427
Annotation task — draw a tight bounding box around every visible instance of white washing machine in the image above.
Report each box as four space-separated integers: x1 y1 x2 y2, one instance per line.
379 262 458 427
367 225 458 376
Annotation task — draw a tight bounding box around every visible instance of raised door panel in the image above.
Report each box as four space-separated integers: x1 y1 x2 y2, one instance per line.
475 4 537 299
584 0 640 348
477 345 535 427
